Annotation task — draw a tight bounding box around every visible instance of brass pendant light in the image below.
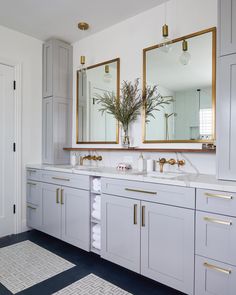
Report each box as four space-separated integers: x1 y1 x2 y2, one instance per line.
179 39 191 65
160 2 172 53
78 22 89 69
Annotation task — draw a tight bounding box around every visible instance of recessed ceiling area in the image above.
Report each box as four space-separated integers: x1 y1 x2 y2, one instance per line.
0 0 166 43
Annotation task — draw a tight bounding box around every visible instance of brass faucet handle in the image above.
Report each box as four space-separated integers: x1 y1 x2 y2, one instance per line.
167 158 177 165
157 158 167 164
97 156 103 161
177 159 185 167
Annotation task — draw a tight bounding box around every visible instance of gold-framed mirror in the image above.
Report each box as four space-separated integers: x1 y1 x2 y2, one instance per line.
76 58 120 144
142 27 216 143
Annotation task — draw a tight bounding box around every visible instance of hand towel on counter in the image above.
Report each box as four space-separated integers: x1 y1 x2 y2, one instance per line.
92 178 101 192
92 240 101 250
92 224 101 235
92 210 101 220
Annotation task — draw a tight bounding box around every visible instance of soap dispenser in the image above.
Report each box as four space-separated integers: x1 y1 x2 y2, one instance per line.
138 153 144 172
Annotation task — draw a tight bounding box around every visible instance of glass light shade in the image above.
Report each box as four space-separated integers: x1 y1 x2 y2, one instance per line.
179 51 191 65
160 37 172 53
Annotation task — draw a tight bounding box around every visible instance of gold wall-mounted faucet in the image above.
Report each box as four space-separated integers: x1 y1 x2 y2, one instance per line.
80 155 103 166
156 158 185 173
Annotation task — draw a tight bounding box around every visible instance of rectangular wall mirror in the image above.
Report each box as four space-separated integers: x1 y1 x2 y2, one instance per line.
143 27 216 143
76 58 120 144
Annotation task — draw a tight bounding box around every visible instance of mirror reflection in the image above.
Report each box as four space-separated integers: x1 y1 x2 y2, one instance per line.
143 28 216 143
76 58 120 143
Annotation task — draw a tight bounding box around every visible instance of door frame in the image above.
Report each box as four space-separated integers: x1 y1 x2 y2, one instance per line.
0 58 22 235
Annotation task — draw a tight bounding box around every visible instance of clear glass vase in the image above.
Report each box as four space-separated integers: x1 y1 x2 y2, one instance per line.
121 127 130 148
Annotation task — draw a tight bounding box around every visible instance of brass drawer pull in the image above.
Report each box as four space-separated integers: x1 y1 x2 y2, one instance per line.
134 204 137 225
27 182 37 186
205 192 233 200
204 262 231 275
61 189 64 205
52 177 70 182
142 206 146 227
125 188 157 195
56 188 60 204
27 205 37 210
204 216 232 226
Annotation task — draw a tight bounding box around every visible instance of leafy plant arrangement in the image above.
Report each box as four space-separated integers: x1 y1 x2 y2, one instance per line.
95 78 173 147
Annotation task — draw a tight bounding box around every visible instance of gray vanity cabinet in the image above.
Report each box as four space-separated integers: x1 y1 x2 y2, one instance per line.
219 0 236 56
41 182 90 251
41 183 61 239
61 187 90 250
101 194 141 273
42 97 70 164
43 39 72 99
217 54 236 180
141 202 194 295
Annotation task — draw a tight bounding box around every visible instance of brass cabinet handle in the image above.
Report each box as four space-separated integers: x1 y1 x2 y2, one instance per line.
205 192 233 200
133 204 137 225
52 177 70 182
203 262 231 275
125 188 157 195
61 189 64 205
56 188 60 204
27 182 37 186
204 216 232 226
27 205 37 210
142 206 146 227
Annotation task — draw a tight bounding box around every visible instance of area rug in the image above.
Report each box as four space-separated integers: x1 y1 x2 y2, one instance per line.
53 273 133 295
0 240 75 294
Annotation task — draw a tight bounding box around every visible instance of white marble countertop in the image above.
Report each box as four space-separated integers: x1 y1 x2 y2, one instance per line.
26 164 236 192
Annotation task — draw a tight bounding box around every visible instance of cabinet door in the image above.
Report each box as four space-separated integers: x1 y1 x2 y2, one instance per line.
53 97 70 164
101 194 141 273
42 97 53 164
195 256 236 295
43 40 53 98
196 211 236 266
219 0 236 56
41 183 61 239
61 187 90 251
217 54 236 180
53 39 73 99
141 202 194 295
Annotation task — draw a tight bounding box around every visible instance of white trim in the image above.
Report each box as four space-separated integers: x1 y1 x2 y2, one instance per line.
0 58 22 235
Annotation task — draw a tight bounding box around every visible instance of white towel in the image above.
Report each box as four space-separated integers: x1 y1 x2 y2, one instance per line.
94 195 101 202
93 202 101 211
92 178 101 192
92 224 101 235
92 233 101 242
92 240 101 250
92 210 101 220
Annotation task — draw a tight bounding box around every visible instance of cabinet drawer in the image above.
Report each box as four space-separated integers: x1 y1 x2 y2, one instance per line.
195 256 236 295
27 203 42 230
102 178 195 209
27 169 41 181
41 170 89 190
197 189 236 216
196 211 236 265
26 181 41 205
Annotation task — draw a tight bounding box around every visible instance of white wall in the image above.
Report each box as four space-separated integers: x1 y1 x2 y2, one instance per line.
0 25 42 231
72 0 217 174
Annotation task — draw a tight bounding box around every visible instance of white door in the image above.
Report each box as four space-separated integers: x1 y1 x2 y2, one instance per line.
0 64 15 238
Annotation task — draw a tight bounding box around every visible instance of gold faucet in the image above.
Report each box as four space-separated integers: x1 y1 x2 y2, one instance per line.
80 155 102 166
157 158 185 173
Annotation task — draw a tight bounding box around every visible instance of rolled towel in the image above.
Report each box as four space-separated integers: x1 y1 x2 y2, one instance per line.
92 240 101 250
94 195 101 202
92 210 101 220
93 178 101 192
92 224 101 235
93 202 101 211
92 233 101 242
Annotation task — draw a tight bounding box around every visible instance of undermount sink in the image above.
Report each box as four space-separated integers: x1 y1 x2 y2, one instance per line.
146 171 185 179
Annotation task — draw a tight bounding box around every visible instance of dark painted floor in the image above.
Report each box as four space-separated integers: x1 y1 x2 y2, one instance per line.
0 230 185 295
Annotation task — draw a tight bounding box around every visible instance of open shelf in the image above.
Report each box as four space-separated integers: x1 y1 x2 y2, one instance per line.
64 147 216 153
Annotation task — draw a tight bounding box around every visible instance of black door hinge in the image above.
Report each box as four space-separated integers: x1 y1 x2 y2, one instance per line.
13 142 16 152
13 80 16 90
13 204 16 214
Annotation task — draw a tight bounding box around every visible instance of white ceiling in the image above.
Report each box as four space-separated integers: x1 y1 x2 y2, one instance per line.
0 0 166 43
